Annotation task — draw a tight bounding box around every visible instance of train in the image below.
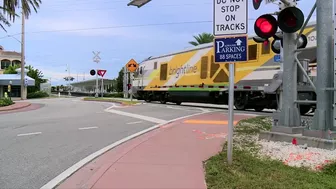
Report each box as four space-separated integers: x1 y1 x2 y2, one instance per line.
130 21 317 115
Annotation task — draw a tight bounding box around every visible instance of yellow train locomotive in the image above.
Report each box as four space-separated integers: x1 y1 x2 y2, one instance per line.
131 21 317 115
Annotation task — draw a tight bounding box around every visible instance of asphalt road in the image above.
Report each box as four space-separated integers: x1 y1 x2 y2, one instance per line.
0 97 212 189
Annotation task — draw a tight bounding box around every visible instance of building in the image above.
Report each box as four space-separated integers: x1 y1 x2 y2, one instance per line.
70 78 116 94
0 46 35 98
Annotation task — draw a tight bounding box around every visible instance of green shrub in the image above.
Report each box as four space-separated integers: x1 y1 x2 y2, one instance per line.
27 91 49 99
103 93 124 98
0 98 14 107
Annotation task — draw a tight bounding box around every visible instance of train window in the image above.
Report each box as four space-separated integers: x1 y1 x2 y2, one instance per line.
154 62 158 70
261 42 270 54
160 63 167 80
200 56 208 79
248 44 257 60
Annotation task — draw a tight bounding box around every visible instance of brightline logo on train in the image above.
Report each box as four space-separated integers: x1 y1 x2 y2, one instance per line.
168 64 197 78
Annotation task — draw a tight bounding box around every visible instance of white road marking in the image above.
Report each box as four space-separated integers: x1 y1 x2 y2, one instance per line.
197 108 211 113
40 111 208 189
78 127 98 130
104 108 166 124
127 121 143 125
17 132 42 137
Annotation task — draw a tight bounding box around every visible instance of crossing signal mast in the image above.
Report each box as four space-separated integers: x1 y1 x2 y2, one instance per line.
253 0 313 133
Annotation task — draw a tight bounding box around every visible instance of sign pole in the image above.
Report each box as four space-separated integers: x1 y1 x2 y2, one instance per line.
213 0 248 165
93 51 101 98
101 77 104 97
227 63 235 165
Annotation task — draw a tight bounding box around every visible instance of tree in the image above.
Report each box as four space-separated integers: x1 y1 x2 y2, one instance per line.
1 0 42 31
25 65 47 93
3 64 19 74
188 33 214 46
64 76 75 82
116 68 124 92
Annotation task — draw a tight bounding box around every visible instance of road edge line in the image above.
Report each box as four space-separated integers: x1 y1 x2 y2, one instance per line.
40 111 209 189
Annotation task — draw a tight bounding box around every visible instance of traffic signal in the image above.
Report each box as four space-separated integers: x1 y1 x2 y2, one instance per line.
277 7 304 33
254 14 278 39
252 0 263 10
90 69 96 76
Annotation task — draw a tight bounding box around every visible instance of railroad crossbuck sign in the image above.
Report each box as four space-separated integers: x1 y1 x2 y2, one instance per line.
126 59 138 73
214 35 248 63
213 0 248 36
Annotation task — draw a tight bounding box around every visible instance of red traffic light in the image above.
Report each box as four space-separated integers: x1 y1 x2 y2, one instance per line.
254 14 278 39
278 7 304 33
252 0 263 10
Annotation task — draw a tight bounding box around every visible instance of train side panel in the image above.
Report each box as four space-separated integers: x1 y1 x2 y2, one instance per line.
132 22 317 114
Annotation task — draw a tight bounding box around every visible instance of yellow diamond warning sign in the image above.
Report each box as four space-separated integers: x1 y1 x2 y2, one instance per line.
126 59 138 73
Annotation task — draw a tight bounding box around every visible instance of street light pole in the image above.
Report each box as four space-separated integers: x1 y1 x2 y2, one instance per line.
20 7 26 100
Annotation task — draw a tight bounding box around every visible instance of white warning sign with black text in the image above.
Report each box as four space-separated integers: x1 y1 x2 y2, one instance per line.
213 0 248 36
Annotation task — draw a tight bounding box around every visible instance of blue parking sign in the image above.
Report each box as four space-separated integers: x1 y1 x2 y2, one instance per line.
214 35 248 63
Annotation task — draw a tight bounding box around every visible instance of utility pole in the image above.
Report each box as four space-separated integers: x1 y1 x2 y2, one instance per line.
93 51 101 98
20 7 26 100
305 0 334 137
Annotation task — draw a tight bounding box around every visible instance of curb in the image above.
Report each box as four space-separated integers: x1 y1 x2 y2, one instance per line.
40 111 208 189
0 102 31 112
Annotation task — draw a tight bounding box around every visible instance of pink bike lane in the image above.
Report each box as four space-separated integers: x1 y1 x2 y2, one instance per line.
55 111 255 189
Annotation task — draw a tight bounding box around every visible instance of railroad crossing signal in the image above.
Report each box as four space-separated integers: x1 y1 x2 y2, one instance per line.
126 59 138 73
253 3 307 54
277 7 304 33
254 14 278 41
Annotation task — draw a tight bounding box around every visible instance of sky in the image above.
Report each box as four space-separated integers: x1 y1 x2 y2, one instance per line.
0 0 317 86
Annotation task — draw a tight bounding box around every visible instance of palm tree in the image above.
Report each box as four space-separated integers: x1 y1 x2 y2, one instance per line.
0 0 41 31
188 33 214 46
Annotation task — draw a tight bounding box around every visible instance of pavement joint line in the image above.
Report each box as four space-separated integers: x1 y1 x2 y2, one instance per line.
17 132 42 137
126 121 143 125
40 110 208 189
104 108 167 124
78 127 98 130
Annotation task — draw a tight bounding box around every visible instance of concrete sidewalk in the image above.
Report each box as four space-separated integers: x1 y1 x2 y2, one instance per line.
56 112 254 189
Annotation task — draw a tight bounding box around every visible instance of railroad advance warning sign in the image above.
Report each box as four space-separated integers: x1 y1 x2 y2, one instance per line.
213 0 248 36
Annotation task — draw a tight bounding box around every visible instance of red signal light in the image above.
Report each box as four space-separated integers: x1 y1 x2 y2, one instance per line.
277 7 304 33
254 14 278 39
252 0 263 10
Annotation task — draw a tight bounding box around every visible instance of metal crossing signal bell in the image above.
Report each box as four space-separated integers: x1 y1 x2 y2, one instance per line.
254 14 278 39
252 0 263 10
277 7 304 33
90 69 96 76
